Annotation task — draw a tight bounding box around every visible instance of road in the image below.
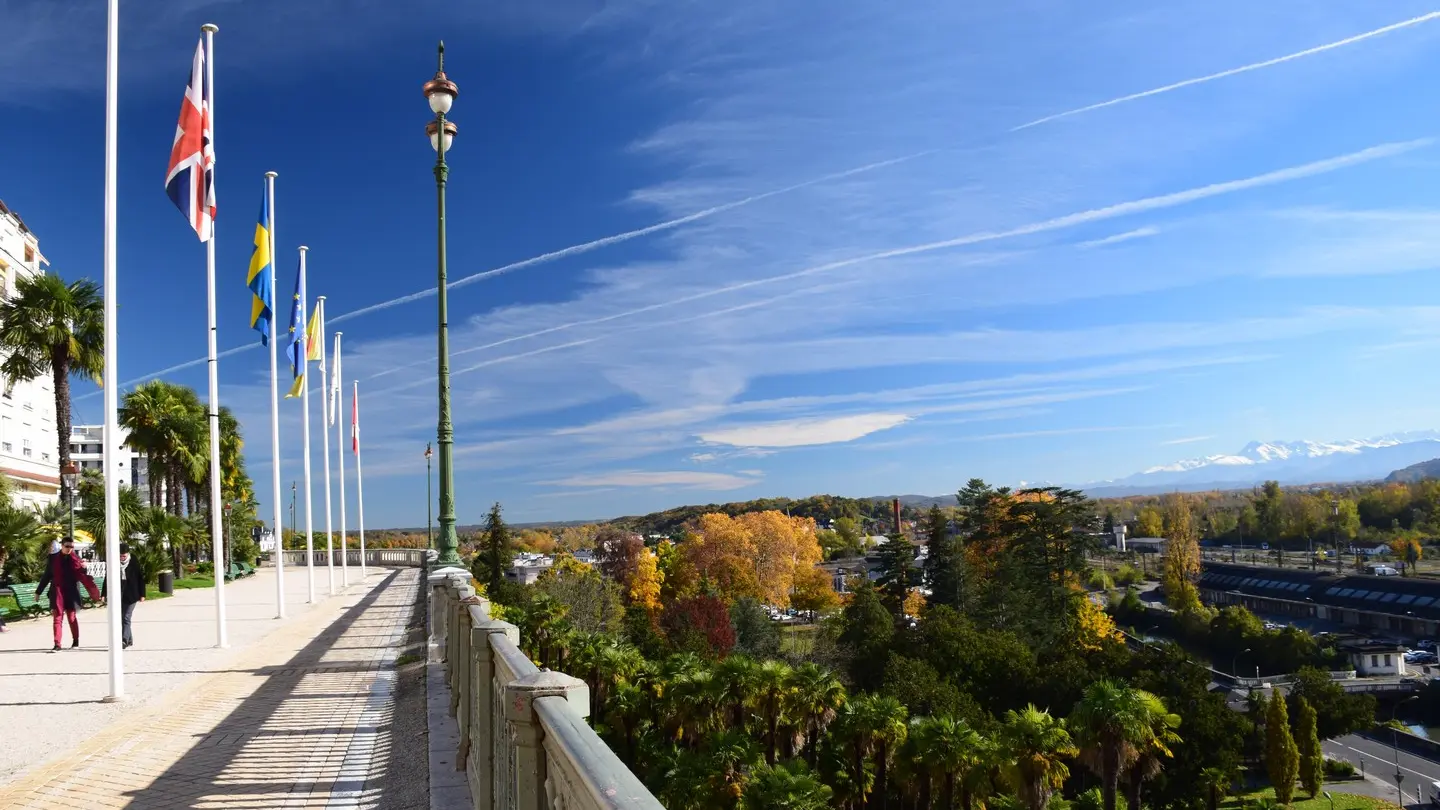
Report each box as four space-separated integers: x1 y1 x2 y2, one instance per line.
1323 733 1440 807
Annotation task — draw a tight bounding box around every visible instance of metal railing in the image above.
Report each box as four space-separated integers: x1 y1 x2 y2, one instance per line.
278 547 433 568
431 571 664 810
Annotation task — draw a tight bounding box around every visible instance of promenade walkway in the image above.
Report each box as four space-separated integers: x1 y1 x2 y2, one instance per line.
0 566 428 809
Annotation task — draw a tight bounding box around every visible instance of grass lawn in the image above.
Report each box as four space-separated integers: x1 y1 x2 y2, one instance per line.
1220 787 1401 810
173 576 215 590
780 623 821 654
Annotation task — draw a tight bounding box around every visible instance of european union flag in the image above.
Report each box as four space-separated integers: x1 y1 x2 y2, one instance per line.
247 192 273 344
285 258 306 399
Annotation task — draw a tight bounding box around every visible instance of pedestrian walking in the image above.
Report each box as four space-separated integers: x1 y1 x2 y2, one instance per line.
35 538 100 652
113 542 145 648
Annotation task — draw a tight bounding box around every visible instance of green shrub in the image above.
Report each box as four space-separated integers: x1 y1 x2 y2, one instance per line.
1322 757 1356 779
1113 564 1143 587
1085 569 1115 591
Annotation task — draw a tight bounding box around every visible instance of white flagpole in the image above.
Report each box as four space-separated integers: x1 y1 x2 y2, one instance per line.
101 0 124 701
202 22 227 649
266 171 286 619
354 381 366 580
299 247 315 604
335 331 348 587
317 297 334 595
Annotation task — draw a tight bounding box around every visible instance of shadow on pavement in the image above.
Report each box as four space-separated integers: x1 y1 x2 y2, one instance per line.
115 568 429 810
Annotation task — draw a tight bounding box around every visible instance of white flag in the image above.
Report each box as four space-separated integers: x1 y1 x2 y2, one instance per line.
329 333 342 426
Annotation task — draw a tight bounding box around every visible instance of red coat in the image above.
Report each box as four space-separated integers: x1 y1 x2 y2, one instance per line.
36 552 99 611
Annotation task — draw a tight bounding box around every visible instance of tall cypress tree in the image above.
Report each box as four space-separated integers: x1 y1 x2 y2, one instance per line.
1265 690 1299 805
1295 697 1323 799
472 501 513 595
922 504 966 611
875 535 917 621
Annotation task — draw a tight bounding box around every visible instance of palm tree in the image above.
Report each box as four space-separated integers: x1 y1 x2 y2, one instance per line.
0 272 102 472
119 380 204 513
1070 679 1176 810
0 502 47 581
715 655 761 733
788 663 846 768
754 660 795 765
741 760 834 810
605 681 647 766
839 694 909 810
1122 695 1181 810
705 729 762 808
997 704 1076 810
910 715 991 810
594 641 645 715
77 482 146 552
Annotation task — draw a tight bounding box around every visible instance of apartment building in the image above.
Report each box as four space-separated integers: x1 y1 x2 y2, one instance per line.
0 200 59 510
70 424 152 494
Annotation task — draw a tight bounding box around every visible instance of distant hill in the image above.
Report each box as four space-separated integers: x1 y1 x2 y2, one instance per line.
605 494 936 537
1387 457 1440 483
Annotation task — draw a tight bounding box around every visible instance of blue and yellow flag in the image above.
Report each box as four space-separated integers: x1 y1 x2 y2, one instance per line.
284 258 306 399
246 192 273 345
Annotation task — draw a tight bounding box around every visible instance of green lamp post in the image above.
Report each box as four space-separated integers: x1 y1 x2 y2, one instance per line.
425 43 462 568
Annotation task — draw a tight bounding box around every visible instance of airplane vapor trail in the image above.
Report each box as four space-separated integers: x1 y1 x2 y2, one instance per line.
366 140 1427 381
329 153 929 326
108 13 1435 395
1012 11 1440 131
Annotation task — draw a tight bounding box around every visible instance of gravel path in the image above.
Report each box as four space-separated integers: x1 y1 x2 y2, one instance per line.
0 563 387 785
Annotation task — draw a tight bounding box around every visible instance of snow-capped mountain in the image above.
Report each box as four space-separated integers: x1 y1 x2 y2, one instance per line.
1084 431 1440 496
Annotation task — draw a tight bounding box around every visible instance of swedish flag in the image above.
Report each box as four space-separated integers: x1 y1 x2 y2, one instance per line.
247 193 273 345
285 258 306 399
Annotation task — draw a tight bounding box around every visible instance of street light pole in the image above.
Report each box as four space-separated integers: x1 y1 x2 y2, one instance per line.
425 442 434 551
224 502 233 576
1393 695 1419 806
424 42 462 568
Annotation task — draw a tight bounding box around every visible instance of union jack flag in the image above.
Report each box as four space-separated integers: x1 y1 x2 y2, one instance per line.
165 39 216 241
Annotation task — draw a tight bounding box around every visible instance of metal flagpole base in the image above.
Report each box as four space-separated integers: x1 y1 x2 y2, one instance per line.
102 695 126 703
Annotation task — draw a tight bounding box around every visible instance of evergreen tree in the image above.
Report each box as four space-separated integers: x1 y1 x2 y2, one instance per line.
839 579 894 690
1295 697 1322 799
875 535 917 620
1264 690 1299 805
1103 508 1116 535
923 505 966 610
473 502 513 595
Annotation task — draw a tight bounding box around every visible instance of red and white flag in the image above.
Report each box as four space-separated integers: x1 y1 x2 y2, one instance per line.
351 385 360 455
165 39 216 241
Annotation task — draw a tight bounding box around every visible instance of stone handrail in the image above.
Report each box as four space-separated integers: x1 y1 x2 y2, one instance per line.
430 569 665 810
279 547 434 568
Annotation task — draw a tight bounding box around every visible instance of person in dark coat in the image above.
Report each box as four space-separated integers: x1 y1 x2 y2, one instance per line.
112 542 145 648
35 538 100 652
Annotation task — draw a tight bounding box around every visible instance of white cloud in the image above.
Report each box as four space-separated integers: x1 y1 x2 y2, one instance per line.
698 413 912 448
547 470 763 490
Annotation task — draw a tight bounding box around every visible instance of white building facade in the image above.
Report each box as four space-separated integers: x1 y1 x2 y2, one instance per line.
70 424 151 494
0 200 60 510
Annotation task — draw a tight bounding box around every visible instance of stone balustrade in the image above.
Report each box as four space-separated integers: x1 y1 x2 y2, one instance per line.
430 569 665 810
279 547 434 568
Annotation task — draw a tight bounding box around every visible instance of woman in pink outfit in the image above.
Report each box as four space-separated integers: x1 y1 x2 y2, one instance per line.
35 538 100 652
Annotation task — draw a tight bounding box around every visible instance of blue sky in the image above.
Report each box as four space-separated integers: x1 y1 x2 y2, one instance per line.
4 1 1440 526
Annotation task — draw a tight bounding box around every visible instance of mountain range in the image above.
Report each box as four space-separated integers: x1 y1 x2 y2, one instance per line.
1081 431 1440 497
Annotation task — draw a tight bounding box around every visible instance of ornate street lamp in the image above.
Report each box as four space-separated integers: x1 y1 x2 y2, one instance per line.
424 442 434 551
61 461 79 544
425 42 462 568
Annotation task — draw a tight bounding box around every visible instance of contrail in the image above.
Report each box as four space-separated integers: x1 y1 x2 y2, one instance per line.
365 139 1429 381
1012 11 1440 131
109 12 1437 393
329 153 929 325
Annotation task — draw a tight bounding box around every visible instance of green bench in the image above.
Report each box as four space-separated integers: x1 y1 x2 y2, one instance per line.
225 563 243 581
238 562 255 577
7 583 46 616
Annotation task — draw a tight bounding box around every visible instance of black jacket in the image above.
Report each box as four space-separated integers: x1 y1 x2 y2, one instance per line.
111 557 145 605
